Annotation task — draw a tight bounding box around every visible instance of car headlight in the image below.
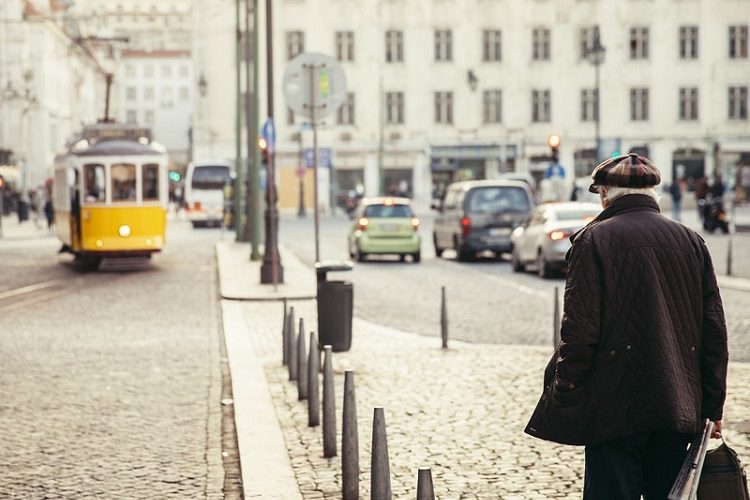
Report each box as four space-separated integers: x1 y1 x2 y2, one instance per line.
118 224 131 237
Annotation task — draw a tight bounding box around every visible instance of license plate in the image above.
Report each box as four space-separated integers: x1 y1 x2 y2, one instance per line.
489 227 511 236
380 224 398 232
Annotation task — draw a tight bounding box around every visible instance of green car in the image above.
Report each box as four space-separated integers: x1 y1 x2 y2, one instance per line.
348 197 422 263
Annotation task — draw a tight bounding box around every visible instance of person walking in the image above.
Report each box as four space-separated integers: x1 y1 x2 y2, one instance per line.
669 179 683 222
525 153 728 500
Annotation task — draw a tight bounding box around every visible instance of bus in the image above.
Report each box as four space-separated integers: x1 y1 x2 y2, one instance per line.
183 161 234 228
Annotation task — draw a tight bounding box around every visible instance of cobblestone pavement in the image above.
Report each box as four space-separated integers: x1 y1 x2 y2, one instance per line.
242 300 750 499
0 220 225 498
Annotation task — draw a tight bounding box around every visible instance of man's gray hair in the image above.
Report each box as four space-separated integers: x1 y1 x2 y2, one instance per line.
600 186 661 203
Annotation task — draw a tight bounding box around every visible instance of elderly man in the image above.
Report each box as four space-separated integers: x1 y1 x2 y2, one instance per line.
525 153 728 499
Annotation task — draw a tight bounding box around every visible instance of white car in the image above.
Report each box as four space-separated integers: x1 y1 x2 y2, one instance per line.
510 202 602 278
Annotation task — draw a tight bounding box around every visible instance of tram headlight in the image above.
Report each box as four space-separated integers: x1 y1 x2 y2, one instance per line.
118 224 131 237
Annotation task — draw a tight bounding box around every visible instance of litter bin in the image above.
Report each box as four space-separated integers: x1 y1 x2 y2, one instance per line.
315 260 354 352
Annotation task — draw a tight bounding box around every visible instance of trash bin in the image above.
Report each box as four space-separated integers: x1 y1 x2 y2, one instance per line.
17 200 29 222
315 260 354 352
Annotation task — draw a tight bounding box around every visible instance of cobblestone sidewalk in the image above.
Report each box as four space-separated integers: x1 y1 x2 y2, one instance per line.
242 301 750 499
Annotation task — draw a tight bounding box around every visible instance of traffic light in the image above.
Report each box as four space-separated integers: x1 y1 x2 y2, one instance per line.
168 171 181 182
547 134 561 163
258 137 269 166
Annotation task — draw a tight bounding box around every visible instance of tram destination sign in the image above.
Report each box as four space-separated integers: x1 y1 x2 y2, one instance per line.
82 124 152 143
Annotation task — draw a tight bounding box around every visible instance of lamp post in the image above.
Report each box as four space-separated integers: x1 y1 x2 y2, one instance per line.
585 31 606 162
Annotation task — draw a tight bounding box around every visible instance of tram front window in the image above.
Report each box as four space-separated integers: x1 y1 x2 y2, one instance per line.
84 164 106 203
142 163 160 201
112 164 137 202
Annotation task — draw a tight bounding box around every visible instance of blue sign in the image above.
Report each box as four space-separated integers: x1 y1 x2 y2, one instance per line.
304 148 332 168
262 118 276 153
545 163 566 179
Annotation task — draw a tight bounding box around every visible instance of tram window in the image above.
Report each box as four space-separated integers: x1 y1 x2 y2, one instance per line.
142 163 160 201
112 164 137 201
83 164 106 202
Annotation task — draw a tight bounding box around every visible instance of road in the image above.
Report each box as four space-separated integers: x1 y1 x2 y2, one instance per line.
0 220 227 498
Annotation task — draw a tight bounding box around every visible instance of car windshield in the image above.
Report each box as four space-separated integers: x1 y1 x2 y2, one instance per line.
554 208 601 221
363 204 413 218
466 187 530 214
191 166 231 190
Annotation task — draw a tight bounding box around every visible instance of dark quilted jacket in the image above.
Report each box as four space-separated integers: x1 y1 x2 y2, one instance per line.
525 194 728 446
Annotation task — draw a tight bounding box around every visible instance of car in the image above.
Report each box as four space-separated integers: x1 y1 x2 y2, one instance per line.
510 202 602 278
348 197 422 262
432 180 535 261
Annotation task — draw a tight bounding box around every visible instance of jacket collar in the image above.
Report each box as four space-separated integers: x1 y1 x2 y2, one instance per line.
570 194 660 242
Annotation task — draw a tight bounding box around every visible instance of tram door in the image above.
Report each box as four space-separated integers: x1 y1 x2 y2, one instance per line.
70 169 81 250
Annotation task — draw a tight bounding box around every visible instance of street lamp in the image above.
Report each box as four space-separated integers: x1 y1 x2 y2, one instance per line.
585 31 606 162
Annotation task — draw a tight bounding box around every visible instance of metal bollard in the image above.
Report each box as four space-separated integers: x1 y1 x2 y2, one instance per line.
307 332 320 427
440 286 448 349
285 306 296 368
282 300 289 366
553 287 561 348
416 467 435 500
342 370 359 500
322 345 337 457
289 318 300 381
371 407 392 500
297 329 308 400
727 233 733 276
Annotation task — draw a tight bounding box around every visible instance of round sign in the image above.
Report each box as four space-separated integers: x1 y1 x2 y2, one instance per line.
282 52 348 120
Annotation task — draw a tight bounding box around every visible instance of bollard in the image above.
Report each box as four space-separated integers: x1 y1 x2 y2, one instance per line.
371 407 392 500
285 306 296 368
727 233 733 276
416 467 435 500
553 287 561 348
289 318 300 381
282 300 289 366
307 332 320 427
322 345 337 457
440 286 448 349
342 370 359 500
297 329 308 401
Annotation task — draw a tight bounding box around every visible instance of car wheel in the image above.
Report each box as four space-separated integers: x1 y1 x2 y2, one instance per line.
457 245 474 262
413 251 421 263
511 248 524 272
537 251 553 279
433 233 444 258
356 247 367 262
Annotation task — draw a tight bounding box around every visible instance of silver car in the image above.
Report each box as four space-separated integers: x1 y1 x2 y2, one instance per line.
510 202 602 278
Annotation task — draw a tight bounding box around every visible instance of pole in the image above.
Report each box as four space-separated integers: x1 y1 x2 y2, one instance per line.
234 0 245 240
260 0 284 284
309 64 321 263
242 0 255 244
297 130 305 217
594 60 600 162
342 370 359 500
377 76 385 195
249 0 261 260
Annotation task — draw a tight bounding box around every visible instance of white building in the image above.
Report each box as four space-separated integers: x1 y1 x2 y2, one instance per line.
0 0 105 192
116 49 194 164
193 0 750 211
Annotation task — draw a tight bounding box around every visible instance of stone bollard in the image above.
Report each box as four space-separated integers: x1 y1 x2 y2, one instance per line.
322 345 337 458
307 332 320 427
371 407 392 500
297 329 307 401
289 318 300 381
416 467 435 500
553 286 561 348
440 286 448 349
282 300 289 366
342 370 359 500
285 306 295 368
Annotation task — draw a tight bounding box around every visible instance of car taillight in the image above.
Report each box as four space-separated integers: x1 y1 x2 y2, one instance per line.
549 230 571 241
357 217 369 231
194 201 202 211
461 216 471 237
411 217 420 231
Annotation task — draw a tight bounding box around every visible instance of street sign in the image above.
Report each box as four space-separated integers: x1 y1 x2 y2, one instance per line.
262 118 276 153
304 148 332 168
282 53 347 120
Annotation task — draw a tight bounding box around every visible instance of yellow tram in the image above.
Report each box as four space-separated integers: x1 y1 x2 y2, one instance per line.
53 124 169 269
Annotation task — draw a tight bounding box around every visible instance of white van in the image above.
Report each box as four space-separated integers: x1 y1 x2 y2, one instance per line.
183 161 234 227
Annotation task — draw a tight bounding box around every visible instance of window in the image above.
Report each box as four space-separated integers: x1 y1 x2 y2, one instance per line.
435 30 452 62
385 30 403 62
161 64 172 78
630 88 649 121
679 26 699 59
630 27 649 59
335 31 354 62
729 86 748 120
179 65 189 78
482 30 502 62
142 163 160 201
111 164 136 202
580 26 600 59
532 28 550 61
363 204 413 218
337 93 355 125
287 107 295 125
581 89 598 122
126 86 136 101
729 25 749 59
679 87 698 121
385 92 404 125
483 90 502 123
145 110 155 125
532 89 551 122
161 87 173 107
434 91 453 124
144 86 154 101
286 31 304 60
179 87 189 100
125 64 136 78
126 110 137 124
144 65 154 78
83 164 106 202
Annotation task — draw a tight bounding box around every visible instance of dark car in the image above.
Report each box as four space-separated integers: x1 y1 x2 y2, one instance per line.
433 180 535 261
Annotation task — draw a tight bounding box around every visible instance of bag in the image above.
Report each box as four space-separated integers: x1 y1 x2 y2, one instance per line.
697 439 749 500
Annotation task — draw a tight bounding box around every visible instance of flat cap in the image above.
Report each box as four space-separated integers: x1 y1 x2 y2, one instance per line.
588 153 661 193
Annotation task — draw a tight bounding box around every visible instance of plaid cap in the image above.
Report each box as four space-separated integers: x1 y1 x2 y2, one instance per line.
588 153 662 193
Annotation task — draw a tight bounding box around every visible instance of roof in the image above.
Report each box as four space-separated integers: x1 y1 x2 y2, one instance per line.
72 139 163 157
450 179 531 191
360 196 412 206
538 201 602 211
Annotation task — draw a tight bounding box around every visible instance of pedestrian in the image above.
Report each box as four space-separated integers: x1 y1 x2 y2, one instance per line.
668 179 683 222
741 165 750 205
43 197 54 230
525 153 728 500
694 175 709 221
